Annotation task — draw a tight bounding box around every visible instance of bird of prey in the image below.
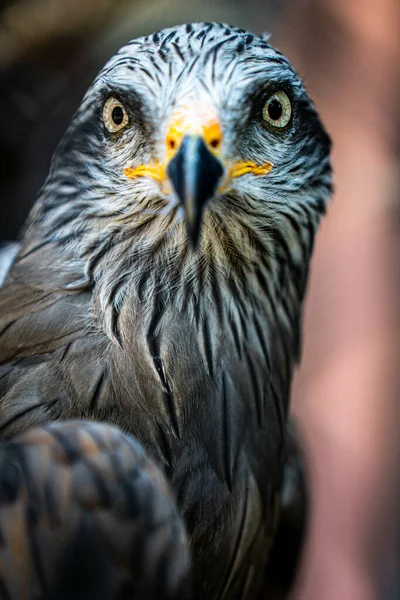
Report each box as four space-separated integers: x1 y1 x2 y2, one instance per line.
0 22 332 599
0 420 190 600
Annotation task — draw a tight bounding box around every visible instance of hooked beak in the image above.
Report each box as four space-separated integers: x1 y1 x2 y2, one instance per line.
167 134 223 248
123 104 273 249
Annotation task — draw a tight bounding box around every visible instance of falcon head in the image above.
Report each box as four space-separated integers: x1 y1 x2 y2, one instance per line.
37 22 332 320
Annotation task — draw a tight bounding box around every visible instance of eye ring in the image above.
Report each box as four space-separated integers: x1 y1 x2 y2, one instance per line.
262 90 292 129
103 96 129 133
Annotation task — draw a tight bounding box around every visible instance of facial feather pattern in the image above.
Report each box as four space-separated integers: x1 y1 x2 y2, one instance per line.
0 22 332 600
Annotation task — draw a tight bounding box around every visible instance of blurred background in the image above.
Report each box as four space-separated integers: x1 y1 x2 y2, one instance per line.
0 1 399 598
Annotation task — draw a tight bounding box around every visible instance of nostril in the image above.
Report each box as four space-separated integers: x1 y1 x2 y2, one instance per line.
210 138 220 149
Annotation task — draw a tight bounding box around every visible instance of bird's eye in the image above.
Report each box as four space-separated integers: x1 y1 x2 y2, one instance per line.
103 97 129 133
262 91 292 129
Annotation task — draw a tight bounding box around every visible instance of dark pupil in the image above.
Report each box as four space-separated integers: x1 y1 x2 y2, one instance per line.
112 106 124 125
268 99 283 121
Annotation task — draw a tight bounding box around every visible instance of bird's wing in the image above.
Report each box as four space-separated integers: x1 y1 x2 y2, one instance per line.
0 241 116 439
0 420 190 600
0 239 92 359
261 419 308 599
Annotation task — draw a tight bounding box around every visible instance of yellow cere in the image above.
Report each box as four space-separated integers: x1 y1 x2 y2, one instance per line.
123 103 273 185
165 104 223 159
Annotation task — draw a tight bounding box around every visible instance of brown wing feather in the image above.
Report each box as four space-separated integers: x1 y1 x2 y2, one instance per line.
0 243 112 438
0 420 191 600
